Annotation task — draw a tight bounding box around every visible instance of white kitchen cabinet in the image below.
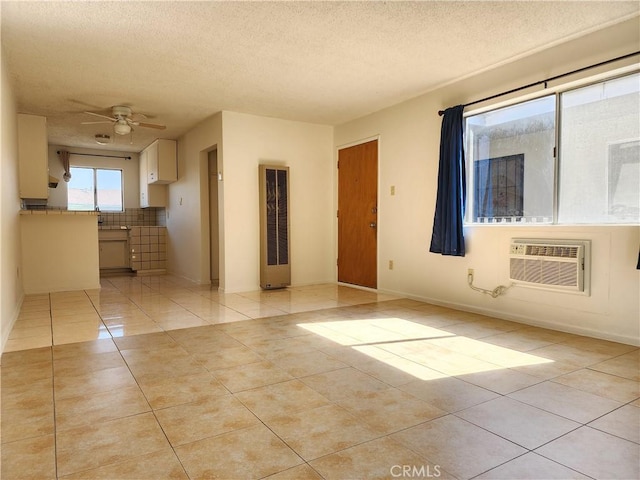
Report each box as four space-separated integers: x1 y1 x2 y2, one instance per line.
17 114 49 199
139 149 167 208
145 139 177 184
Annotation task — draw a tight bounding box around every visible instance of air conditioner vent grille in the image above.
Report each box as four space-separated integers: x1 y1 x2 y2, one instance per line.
509 239 590 294
525 245 579 258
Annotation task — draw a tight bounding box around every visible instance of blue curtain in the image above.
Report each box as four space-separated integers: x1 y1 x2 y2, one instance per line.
429 105 466 256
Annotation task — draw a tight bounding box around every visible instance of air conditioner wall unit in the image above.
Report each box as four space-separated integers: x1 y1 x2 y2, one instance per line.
259 165 291 290
509 238 590 295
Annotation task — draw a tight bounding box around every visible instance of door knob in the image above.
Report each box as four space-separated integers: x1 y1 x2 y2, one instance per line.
369 222 377 228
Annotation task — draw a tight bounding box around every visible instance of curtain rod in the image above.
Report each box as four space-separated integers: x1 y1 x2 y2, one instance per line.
437 50 640 116
57 151 132 160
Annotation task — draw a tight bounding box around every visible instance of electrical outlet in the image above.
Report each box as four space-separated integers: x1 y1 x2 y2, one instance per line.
467 268 474 277
390 185 396 196
389 260 394 270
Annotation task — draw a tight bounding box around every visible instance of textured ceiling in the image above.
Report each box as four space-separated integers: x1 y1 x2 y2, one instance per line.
1 1 638 152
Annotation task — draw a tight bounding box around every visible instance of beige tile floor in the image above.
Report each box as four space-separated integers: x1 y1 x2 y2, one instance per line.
1 274 639 479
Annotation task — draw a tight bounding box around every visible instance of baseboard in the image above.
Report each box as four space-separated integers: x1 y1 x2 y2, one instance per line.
290 279 337 288
1 292 24 357
23 283 102 295
166 270 208 286
377 287 640 347
337 282 378 293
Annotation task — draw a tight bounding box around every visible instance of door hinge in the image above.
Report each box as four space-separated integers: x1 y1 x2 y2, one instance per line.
336 210 339 218
337 160 339 169
553 146 556 157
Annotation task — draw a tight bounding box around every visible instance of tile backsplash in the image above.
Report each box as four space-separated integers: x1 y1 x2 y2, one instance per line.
24 205 166 227
98 208 166 227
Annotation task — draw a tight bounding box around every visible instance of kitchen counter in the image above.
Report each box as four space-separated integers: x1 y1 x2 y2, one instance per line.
20 213 100 294
98 225 131 230
20 209 98 216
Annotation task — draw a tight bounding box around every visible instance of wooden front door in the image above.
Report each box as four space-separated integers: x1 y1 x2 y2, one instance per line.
338 139 378 288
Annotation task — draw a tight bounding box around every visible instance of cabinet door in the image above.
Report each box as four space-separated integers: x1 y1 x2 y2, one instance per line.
156 139 177 183
139 150 149 207
18 114 48 199
146 141 159 183
99 240 129 268
147 139 177 184
139 149 167 208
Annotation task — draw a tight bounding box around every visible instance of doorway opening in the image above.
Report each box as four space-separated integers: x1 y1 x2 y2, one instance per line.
208 149 220 286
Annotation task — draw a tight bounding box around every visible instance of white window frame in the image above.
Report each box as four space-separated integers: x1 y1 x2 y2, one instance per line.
463 65 640 226
68 166 124 212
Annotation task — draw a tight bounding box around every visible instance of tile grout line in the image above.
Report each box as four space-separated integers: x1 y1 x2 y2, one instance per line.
8 276 639 479
101 336 191 479
48 291 60 480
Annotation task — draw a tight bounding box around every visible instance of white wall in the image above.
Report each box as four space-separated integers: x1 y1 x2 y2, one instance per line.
167 112 222 285
47 145 140 209
1 47 25 354
334 18 640 345
221 111 334 293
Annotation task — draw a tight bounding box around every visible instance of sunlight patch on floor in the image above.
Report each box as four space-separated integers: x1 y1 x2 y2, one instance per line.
299 318 554 380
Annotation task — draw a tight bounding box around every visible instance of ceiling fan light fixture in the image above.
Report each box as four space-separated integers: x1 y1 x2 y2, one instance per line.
113 120 131 135
95 134 111 145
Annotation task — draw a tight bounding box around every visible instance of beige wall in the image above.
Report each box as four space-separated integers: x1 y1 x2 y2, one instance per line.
20 214 100 294
167 112 223 285
1 47 24 353
221 111 334 292
170 111 334 292
334 18 640 345
47 145 140 209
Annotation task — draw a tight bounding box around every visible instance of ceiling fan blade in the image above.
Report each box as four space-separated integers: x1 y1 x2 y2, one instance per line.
84 111 116 121
138 122 166 130
130 112 148 121
81 121 114 125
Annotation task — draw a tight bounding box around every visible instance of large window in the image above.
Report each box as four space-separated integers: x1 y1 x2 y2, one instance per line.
466 95 556 223
68 167 123 211
558 74 639 223
464 71 639 225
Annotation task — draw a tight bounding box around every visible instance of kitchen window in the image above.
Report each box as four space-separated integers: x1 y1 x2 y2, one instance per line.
67 167 123 211
464 71 639 225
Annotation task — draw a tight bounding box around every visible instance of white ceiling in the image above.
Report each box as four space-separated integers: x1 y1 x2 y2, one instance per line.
2 1 638 152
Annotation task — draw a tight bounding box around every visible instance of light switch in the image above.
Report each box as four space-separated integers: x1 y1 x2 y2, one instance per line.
390 185 396 196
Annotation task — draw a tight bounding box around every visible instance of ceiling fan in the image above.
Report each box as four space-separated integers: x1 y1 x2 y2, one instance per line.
81 106 166 135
